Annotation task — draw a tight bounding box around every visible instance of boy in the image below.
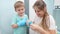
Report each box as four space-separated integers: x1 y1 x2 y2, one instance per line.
11 1 28 34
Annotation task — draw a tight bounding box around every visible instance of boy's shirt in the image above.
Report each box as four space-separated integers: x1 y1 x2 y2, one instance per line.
11 14 28 34
12 14 28 26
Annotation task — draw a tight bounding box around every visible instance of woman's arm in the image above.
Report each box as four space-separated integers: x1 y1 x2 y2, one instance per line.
37 27 49 34
30 24 56 34
49 30 56 34
38 27 56 34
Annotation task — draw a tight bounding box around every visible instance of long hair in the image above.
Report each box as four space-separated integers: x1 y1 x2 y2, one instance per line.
33 0 50 31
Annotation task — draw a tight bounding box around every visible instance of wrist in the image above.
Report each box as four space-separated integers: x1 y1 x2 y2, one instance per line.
38 27 49 34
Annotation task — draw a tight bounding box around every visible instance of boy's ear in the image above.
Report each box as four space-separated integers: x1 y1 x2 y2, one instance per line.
15 9 17 12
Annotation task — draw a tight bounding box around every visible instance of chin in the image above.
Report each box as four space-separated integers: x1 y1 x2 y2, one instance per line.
37 15 40 17
38 15 43 17
20 14 24 16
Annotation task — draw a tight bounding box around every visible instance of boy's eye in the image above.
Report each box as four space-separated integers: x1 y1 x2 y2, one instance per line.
35 10 40 13
18 10 20 11
21 9 23 10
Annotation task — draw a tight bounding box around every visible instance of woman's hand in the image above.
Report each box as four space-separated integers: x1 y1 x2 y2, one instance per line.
30 24 56 34
12 24 18 28
30 24 42 32
30 24 48 34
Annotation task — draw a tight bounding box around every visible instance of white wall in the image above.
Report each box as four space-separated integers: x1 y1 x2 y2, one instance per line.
0 0 24 34
54 0 60 6
29 0 36 21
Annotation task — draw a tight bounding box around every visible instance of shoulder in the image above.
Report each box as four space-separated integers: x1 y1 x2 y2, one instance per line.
49 15 55 23
24 14 28 17
49 15 54 19
48 15 56 30
49 15 55 22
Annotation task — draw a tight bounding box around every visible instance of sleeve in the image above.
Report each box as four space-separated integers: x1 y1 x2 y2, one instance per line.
49 15 56 30
17 20 27 26
11 15 17 25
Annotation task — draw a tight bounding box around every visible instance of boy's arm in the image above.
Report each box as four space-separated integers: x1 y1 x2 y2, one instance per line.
12 24 18 28
26 15 33 27
17 15 28 26
26 20 33 27
17 20 27 26
11 15 18 28
26 15 35 27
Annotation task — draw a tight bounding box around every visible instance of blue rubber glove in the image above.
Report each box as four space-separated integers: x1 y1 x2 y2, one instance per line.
27 21 33 27
29 21 33 25
17 18 27 26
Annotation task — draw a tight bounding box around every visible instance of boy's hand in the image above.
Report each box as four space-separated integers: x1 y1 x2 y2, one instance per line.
12 24 18 28
26 20 33 25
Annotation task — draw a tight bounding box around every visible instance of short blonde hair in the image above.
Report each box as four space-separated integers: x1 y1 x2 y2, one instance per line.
14 1 24 10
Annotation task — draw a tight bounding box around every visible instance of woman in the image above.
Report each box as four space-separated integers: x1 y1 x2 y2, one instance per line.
30 0 56 34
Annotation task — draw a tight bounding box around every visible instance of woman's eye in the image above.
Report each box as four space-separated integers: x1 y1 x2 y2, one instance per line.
37 11 40 12
37 11 39 12
35 10 36 12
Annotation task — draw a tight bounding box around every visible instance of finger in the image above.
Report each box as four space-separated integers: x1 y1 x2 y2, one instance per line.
30 25 32 27
30 24 34 27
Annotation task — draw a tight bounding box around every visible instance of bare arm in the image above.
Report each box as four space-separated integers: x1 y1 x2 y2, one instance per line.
30 24 56 34
38 27 56 34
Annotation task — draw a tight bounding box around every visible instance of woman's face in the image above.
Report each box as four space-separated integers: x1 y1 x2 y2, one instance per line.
34 6 45 17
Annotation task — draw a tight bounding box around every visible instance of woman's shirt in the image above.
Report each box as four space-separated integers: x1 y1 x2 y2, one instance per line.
29 15 56 34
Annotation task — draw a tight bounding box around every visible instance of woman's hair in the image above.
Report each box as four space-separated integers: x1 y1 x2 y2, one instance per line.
33 0 50 31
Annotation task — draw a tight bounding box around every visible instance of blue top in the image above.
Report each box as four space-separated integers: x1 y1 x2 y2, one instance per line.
11 14 28 34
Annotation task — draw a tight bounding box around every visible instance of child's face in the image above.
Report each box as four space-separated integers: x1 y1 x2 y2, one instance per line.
16 7 25 16
34 6 45 17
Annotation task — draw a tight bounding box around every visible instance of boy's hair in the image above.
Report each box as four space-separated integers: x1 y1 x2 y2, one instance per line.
14 1 24 10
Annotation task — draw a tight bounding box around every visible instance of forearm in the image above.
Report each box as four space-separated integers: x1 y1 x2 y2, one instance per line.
12 24 18 28
38 28 50 34
39 30 50 34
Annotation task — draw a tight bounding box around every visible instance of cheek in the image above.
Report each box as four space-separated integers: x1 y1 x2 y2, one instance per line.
21 9 25 13
39 11 45 15
36 12 40 16
17 12 20 14
22 11 24 13
23 10 25 13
